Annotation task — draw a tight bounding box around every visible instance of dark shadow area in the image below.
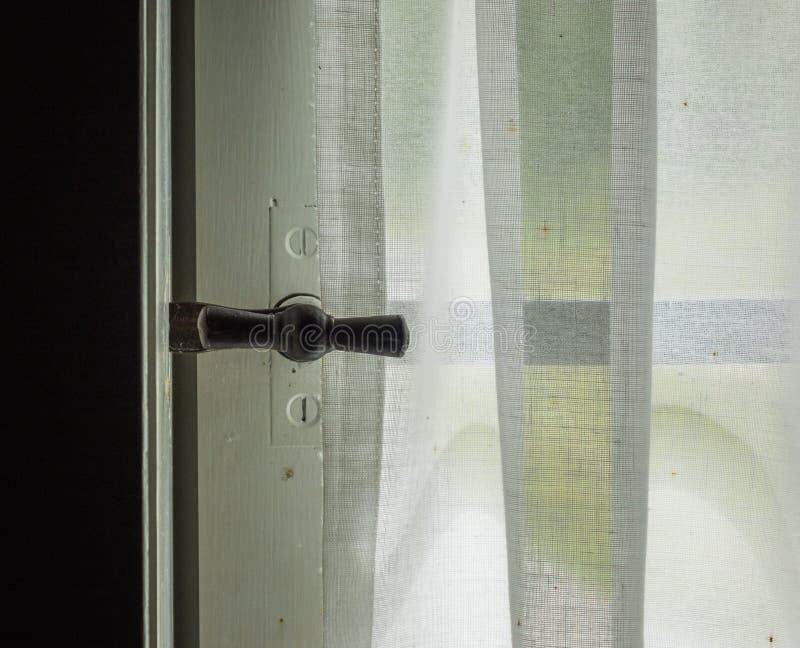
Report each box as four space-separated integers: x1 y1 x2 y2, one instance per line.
8 3 142 645
171 0 199 645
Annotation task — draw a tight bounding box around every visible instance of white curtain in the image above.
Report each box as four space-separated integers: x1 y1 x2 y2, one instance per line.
315 1 800 647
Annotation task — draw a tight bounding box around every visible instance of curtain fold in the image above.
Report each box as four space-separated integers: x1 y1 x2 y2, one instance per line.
316 2 387 645
608 0 657 642
476 1 657 645
316 0 798 646
473 0 526 643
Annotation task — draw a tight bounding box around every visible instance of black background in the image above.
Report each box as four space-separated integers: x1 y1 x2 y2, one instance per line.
9 3 142 644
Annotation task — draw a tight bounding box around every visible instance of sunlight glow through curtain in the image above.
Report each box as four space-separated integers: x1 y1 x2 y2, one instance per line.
315 1 799 646
644 1 800 645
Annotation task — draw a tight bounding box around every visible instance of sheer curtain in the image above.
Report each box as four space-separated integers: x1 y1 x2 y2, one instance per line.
645 1 800 645
316 1 799 647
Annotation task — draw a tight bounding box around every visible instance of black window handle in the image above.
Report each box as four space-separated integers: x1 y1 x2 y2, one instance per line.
169 301 408 362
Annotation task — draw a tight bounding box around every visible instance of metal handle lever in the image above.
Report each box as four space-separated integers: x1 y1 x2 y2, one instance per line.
169 301 408 362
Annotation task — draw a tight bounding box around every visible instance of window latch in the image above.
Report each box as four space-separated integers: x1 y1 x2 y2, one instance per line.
169 297 408 362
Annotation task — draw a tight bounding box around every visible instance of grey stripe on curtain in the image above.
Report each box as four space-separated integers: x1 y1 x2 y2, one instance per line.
316 1 656 646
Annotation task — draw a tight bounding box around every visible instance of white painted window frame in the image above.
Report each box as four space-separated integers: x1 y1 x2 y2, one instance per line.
142 1 323 646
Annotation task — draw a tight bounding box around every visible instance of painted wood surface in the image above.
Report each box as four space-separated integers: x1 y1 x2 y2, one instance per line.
194 1 322 646
142 0 174 646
